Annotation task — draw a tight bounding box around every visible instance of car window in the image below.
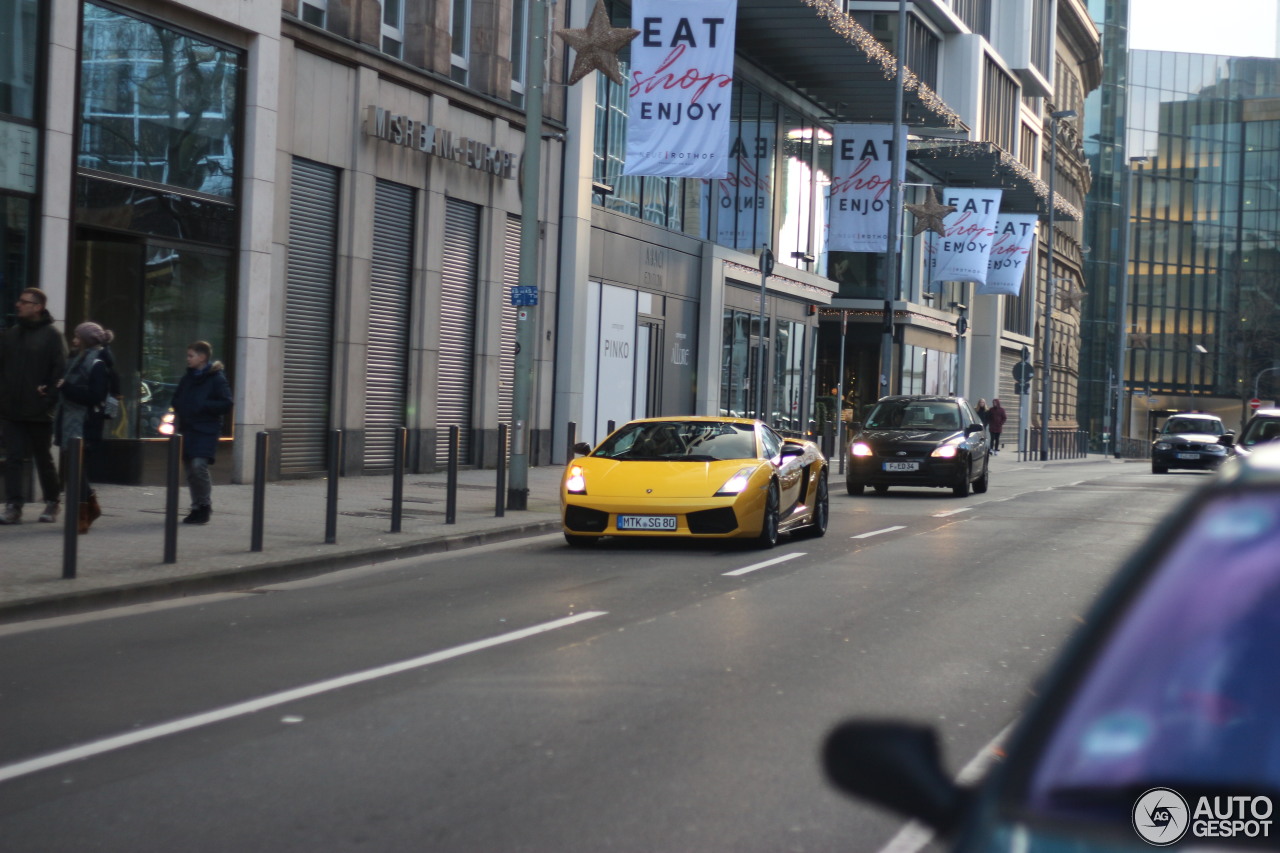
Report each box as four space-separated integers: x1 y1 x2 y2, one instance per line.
1241 418 1280 448
1163 417 1222 435
593 421 758 461
865 400 961 430
760 425 782 460
1022 490 1280 820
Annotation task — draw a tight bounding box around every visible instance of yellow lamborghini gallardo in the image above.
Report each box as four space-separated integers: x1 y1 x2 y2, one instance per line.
560 417 829 548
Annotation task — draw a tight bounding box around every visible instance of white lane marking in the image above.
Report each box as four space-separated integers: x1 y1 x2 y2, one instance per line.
851 526 906 539
874 721 1015 853
723 552 806 576
0 611 608 785
932 506 974 518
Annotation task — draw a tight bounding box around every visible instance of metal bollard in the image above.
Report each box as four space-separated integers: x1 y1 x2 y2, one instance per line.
607 419 616 435
325 429 341 544
251 431 268 552
566 421 577 464
445 425 459 524
496 423 509 518
164 432 183 564
62 437 83 579
390 426 407 533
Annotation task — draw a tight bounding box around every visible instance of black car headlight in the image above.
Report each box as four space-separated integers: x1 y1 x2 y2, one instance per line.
1154 441 1171 451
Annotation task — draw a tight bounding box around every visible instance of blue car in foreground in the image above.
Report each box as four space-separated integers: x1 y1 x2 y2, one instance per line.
825 445 1280 851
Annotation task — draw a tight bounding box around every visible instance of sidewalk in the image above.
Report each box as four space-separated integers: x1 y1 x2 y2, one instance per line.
0 465 565 623
0 451 1125 623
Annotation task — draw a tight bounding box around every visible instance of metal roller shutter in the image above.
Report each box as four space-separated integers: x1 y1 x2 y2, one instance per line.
282 158 339 474
365 180 414 469
438 199 480 464
998 350 1022 446
499 215 520 432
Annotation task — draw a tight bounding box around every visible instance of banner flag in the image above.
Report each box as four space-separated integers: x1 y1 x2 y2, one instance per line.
702 122 774 248
828 124 906 253
978 213 1039 296
928 188 1003 285
623 0 737 178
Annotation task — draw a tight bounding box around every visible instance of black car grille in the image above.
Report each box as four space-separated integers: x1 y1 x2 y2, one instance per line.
687 507 738 534
564 505 608 532
873 450 929 460
1170 441 1207 451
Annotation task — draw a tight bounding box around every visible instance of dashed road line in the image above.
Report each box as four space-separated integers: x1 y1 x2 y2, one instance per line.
723 552 806 576
851 526 906 539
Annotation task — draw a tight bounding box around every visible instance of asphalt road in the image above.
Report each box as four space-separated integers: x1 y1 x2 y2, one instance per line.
0 461 1203 852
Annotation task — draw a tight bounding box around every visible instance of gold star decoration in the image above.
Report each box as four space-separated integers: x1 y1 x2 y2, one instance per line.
904 187 956 237
555 0 640 86
1129 332 1151 349
1063 285 1086 312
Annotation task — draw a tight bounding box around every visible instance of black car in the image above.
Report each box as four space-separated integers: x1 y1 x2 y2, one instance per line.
1233 407 1280 459
845 395 990 497
825 442 1280 852
1150 412 1232 474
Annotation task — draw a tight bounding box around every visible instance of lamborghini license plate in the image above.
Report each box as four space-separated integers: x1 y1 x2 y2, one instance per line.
616 515 678 531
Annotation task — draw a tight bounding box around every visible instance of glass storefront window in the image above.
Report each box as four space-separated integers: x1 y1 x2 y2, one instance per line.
0 0 39 120
773 320 806 432
1 194 31 320
72 238 231 439
79 2 241 198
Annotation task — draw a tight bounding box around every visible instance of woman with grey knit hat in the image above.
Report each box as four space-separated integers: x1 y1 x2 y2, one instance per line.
54 321 116 532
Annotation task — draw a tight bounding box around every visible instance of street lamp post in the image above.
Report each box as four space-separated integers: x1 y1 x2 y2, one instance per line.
1254 366 1280 400
1113 156 1147 458
881 0 908 400
508 0 549 510
1039 109 1076 461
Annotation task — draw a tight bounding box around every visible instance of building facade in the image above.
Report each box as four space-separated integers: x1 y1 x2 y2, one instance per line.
1128 52 1280 436
9 0 1101 485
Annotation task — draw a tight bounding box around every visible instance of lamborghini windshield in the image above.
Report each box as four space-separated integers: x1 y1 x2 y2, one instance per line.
593 421 759 462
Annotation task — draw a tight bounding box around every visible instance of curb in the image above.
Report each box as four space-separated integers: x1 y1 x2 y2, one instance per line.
0 519 563 625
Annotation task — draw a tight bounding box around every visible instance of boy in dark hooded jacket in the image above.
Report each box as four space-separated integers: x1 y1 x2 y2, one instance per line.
171 340 233 524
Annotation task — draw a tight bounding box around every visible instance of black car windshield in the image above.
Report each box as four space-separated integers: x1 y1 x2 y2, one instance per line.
1162 417 1223 436
592 421 758 462
864 400 961 431
1023 490 1280 818
1240 418 1280 448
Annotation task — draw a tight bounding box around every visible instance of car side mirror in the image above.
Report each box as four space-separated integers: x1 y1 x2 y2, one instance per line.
1219 434 1236 447
779 444 805 462
965 424 984 436
822 720 970 835
849 422 862 433
573 442 593 456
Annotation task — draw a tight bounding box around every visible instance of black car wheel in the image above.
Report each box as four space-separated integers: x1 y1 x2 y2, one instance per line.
973 460 989 494
755 482 780 549
1152 462 1168 474
952 463 972 497
798 473 829 539
847 480 865 495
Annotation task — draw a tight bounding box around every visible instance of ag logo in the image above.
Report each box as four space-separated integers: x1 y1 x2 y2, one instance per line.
1133 787 1190 845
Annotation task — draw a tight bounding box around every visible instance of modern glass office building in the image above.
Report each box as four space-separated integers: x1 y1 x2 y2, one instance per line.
1083 48 1280 442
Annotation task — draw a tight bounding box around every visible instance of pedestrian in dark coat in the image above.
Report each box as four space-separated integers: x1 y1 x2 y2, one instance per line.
170 340 233 525
0 288 68 524
976 398 991 427
988 398 1008 454
55 322 115 532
